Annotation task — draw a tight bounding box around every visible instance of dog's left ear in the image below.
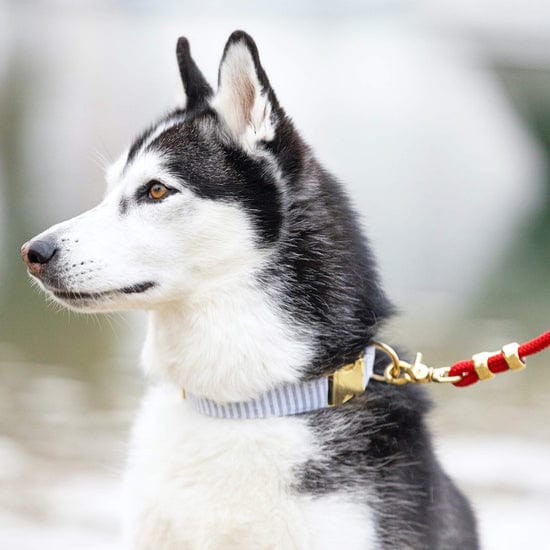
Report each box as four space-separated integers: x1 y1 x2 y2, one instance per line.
212 31 281 151
176 37 213 115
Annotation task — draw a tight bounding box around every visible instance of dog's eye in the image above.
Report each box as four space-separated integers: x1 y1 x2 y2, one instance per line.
148 181 169 200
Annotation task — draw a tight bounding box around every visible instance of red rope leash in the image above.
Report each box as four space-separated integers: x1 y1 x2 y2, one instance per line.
449 330 550 387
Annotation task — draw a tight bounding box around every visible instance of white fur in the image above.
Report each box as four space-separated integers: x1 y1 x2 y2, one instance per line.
124 384 376 549
142 284 312 403
32 149 261 311
105 150 128 193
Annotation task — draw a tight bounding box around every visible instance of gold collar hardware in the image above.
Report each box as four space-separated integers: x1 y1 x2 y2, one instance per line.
328 355 366 406
371 342 462 385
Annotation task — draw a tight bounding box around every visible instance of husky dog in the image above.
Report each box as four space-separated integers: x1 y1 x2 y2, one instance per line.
22 31 478 549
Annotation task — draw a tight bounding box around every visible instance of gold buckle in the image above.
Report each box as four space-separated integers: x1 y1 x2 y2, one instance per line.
328 355 365 406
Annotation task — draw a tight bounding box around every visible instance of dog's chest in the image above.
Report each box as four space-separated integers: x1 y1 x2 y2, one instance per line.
124 385 376 550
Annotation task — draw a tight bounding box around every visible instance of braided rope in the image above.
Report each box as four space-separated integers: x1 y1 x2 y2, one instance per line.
449 330 550 387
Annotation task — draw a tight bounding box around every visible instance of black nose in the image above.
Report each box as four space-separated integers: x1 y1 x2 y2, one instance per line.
27 238 57 265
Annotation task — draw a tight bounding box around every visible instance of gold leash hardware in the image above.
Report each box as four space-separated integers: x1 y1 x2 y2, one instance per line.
472 351 496 381
471 342 525 380
501 342 526 371
371 342 462 385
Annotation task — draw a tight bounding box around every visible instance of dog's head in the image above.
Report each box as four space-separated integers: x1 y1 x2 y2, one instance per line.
23 31 392 382
22 31 296 313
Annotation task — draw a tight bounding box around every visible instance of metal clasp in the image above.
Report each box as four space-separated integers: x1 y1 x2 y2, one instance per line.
371 342 462 385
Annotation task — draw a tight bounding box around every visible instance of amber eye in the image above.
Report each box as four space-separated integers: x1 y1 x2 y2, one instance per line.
148 181 169 200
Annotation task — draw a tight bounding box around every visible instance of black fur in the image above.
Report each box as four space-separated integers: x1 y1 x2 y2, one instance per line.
263 149 395 377
176 37 213 117
144 113 283 243
300 355 478 548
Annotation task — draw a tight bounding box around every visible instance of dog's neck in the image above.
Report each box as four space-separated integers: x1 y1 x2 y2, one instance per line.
141 281 313 403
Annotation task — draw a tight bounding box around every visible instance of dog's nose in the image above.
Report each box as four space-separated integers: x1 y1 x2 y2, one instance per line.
21 238 57 275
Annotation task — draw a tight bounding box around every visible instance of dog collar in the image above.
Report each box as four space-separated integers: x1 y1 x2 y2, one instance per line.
184 346 376 419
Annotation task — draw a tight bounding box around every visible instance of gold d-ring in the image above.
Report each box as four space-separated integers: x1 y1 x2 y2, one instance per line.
371 341 410 385
372 342 401 378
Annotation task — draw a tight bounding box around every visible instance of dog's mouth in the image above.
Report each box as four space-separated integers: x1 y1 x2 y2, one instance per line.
48 281 156 301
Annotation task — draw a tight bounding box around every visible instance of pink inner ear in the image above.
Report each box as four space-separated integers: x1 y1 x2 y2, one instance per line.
238 74 255 126
214 42 261 139
213 34 280 149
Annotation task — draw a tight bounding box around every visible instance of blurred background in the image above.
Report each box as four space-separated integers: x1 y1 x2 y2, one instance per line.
1 0 549 548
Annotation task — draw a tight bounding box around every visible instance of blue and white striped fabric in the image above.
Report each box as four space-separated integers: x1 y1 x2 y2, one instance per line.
186 346 376 419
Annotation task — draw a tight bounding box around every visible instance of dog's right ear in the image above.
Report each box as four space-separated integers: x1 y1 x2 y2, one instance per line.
176 37 213 115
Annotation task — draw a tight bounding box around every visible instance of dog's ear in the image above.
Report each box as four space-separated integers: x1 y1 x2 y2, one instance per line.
176 37 213 115
212 31 281 151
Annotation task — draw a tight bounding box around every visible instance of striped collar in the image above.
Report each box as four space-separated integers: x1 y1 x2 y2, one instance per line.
184 346 376 419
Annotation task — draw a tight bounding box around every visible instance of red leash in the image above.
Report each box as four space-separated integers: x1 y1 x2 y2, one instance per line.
449 329 550 387
372 329 550 387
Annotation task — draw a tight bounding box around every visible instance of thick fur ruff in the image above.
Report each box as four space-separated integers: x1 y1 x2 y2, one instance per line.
25 31 478 549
